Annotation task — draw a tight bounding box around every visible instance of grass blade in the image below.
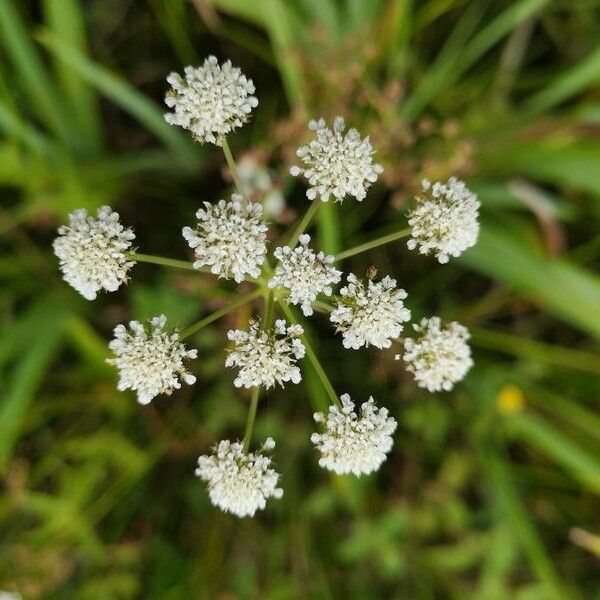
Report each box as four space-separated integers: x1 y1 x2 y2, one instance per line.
0 302 67 469
0 0 78 147
460 222 600 341
43 0 104 154
36 29 198 167
505 412 600 494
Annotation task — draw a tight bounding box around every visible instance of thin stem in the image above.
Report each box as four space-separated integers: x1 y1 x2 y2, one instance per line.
279 301 341 409
242 291 275 452
220 135 249 201
180 288 262 340
334 227 411 261
242 387 260 452
286 200 321 248
263 290 275 329
128 252 196 271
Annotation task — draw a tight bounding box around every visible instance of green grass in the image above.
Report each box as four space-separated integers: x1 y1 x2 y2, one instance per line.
1 0 600 597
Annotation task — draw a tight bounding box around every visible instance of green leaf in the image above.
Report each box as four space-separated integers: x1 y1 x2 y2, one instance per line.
0 0 79 147
43 0 104 153
505 412 600 494
460 222 600 341
260 0 304 106
525 45 600 115
0 302 67 469
36 29 199 167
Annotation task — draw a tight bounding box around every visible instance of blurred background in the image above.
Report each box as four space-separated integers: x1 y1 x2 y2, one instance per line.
1 0 600 598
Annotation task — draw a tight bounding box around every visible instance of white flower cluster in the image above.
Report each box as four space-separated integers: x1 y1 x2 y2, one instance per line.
311 394 396 476
290 116 383 203
268 234 341 316
182 194 267 282
196 438 283 517
53 206 135 301
398 316 473 392
226 319 305 389
407 177 480 263
107 315 198 405
164 56 258 145
330 274 411 349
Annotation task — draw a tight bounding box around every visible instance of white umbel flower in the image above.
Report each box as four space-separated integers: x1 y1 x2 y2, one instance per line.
268 234 341 316
164 56 258 144
226 319 305 389
398 316 473 392
330 274 411 350
290 116 383 203
311 394 396 476
53 206 135 301
182 194 267 282
196 437 283 517
407 177 480 263
107 315 198 405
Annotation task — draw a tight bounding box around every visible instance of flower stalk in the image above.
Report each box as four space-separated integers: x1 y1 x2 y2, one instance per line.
334 227 411 261
220 135 250 201
180 288 263 340
242 290 275 452
279 301 341 409
127 252 196 271
286 200 321 248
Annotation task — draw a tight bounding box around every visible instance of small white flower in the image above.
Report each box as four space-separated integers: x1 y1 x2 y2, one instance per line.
330 274 411 350
226 319 305 389
407 177 480 263
290 116 383 203
53 206 135 301
164 56 258 144
107 315 198 405
268 234 341 316
398 316 473 392
196 437 283 517
311 394 396 476
182 194 267 282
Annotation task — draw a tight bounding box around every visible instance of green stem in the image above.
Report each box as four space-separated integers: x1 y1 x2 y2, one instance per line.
128 252 196 271
243 387 260 453
220 135 249 201
263 290 275 329
242 291 275 452
334 227 411 261
279 301 341 409
180 288 262 340
286 200 321 248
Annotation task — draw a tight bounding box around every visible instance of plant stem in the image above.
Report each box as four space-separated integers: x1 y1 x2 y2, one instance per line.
242 291 275 452
286 200 321 248
180 288 262 340
128 252 196 271
242 387 260 452
263 290 275 329
334 227 411 261
279 301 341 409
220 135 249 201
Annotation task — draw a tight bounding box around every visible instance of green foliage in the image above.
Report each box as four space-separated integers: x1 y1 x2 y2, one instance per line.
2 0 600 597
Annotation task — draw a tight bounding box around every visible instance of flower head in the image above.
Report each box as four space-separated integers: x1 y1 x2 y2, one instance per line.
330 274 411 349
268 234 341 316
311 394 396 476
182 194 267 282
407 177 480 263
398 316 473 392
164 56 258 144
290 116 383 203
226 319 305 389
196 437 283 517
107 315 198 404
53 206 135 301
